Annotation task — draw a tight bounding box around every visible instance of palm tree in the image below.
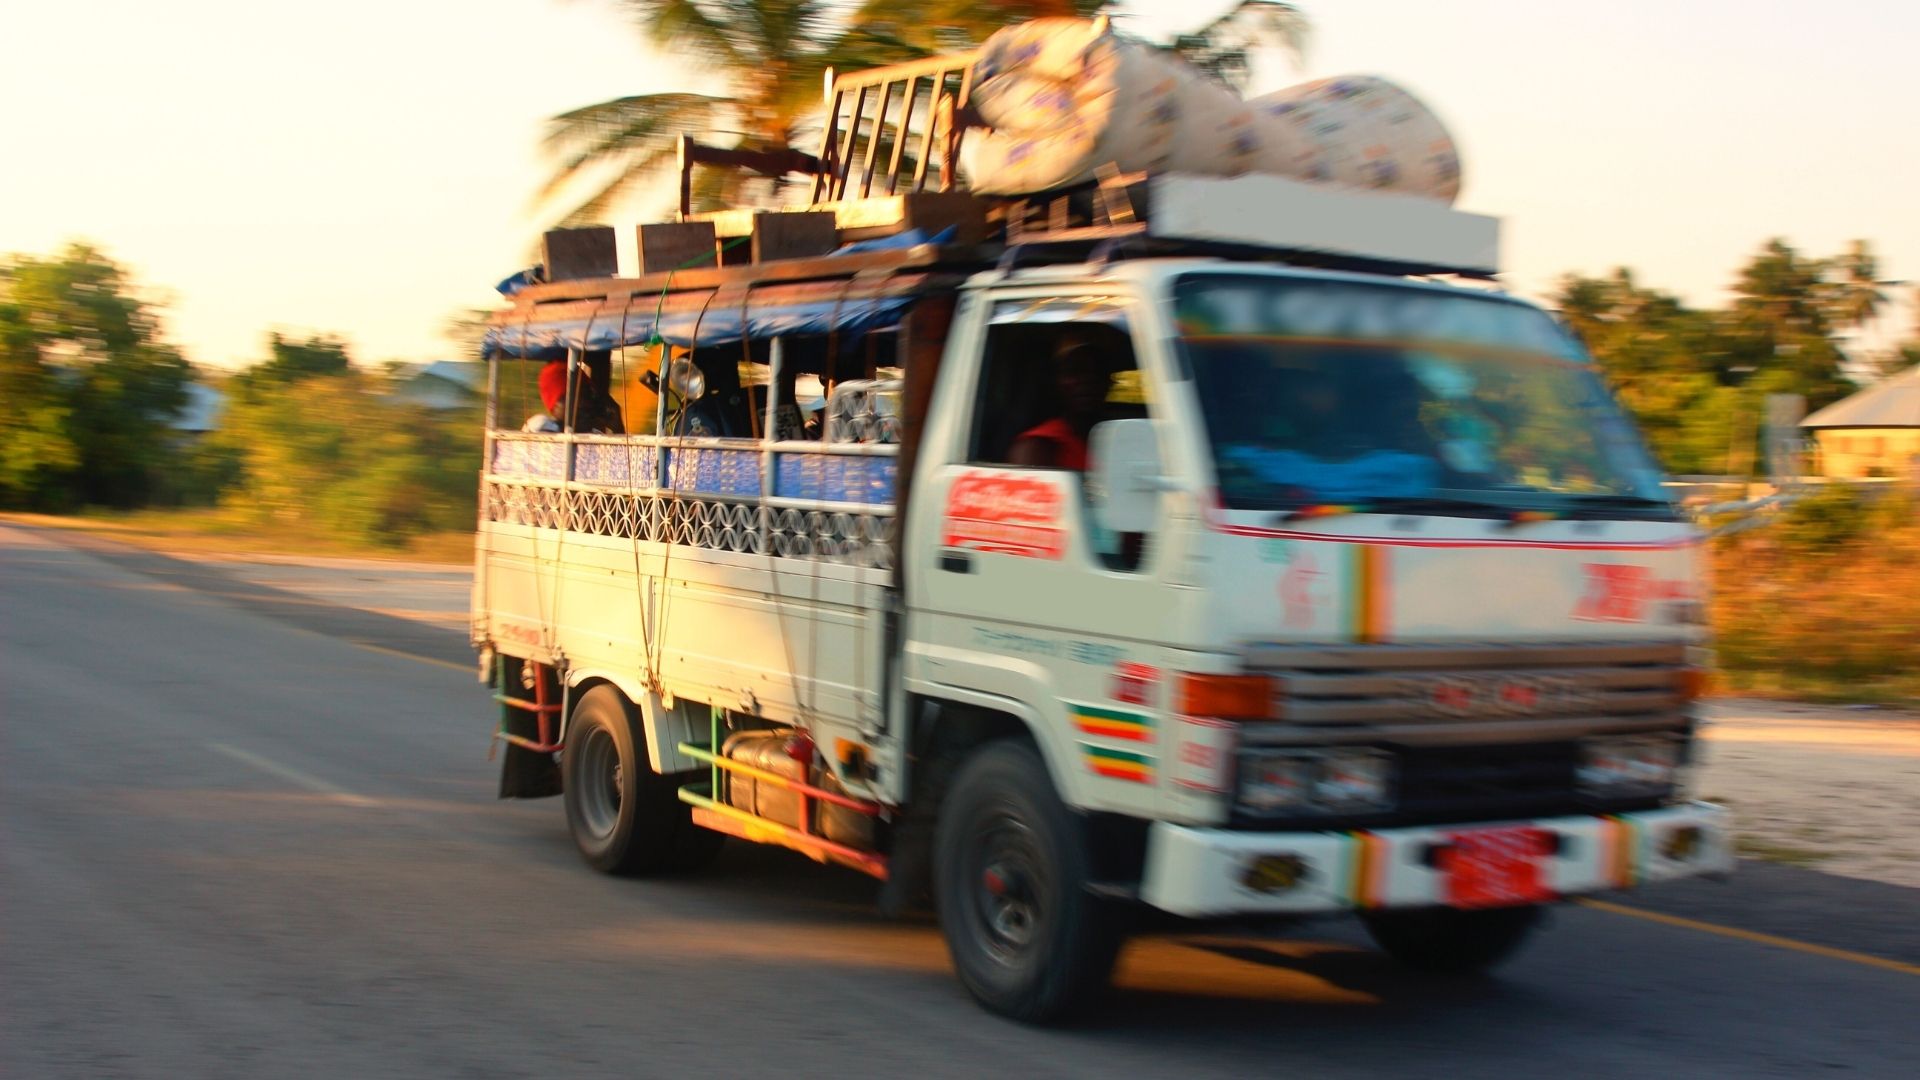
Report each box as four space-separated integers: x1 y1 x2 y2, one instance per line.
540 1 855 224
541 1 1311 223
1160 1 1310 92
1825 240 1892 330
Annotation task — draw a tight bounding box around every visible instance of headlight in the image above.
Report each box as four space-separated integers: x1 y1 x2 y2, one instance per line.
1315 750 1394 810
1238 749 1394 816
1239 754 1315 813
1578 734 1680 796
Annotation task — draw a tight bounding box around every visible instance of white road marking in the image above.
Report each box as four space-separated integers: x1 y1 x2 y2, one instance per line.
207 741 376 808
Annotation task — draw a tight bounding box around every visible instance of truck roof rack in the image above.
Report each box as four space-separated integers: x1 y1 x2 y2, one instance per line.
504 46 1499 321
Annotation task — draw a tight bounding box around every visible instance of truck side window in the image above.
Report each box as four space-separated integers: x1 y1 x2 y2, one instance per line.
968 318 1143 468
967 307 1151 572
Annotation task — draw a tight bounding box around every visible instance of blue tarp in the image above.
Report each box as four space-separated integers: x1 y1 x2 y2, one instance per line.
828 225 955 257
482 294 913 360
495 267 543 297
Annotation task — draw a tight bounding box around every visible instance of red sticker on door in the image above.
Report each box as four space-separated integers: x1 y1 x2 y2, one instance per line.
943 472 1065 559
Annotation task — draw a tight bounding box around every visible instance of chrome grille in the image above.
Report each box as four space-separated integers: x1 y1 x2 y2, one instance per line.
1240 641 1691 747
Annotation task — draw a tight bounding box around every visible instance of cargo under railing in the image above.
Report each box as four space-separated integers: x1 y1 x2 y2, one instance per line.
675 740 889 879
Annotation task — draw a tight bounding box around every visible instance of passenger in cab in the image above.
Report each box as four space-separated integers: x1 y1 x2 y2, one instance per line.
1008 338 1111 471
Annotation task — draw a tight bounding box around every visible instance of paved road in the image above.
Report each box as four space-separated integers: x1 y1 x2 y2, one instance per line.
4 523 1918 1079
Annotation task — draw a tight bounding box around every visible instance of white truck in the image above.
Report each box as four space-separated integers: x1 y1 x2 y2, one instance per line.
471 54 1732 1023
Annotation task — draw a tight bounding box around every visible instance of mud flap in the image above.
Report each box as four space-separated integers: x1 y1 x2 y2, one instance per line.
495 657 562 799
499 740 563 800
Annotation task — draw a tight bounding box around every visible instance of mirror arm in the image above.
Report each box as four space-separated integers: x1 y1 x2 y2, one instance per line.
1131 474 1181 494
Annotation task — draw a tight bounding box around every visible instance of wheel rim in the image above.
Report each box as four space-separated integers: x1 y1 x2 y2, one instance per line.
967 813 1048 966
575 725 624 841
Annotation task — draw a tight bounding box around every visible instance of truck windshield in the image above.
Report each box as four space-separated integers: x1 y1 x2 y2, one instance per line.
1172 274 1673 518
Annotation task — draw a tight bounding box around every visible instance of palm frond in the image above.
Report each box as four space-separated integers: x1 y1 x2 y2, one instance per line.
847 1 1103 56
539 93 729 205
539 92 734 227
741 0 837 58
544 92 729 151
616 1 751 68
552 145 684 227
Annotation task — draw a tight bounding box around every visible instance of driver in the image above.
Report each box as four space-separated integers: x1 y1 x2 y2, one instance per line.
1008 337 1111 470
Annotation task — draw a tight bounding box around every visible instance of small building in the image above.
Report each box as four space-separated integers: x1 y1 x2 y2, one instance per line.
386 360 485 411
1801 366 1920 479
171 382 226 439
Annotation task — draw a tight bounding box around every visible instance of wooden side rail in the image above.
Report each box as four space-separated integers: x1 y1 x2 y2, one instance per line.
812 49 980 204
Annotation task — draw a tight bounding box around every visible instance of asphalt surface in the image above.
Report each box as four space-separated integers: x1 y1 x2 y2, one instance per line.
4 522 1918 1079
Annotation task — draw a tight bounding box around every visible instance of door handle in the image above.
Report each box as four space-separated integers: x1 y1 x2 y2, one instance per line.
939 551 975 574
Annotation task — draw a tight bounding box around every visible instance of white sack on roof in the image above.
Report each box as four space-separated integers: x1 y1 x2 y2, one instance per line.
958 18 1461 204
1249 77 1461 203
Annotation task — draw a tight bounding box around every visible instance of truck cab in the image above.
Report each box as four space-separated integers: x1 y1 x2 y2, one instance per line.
909 256 1722 914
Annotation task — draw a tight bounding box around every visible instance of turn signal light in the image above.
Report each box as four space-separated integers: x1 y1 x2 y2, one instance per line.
1177 673 1276 720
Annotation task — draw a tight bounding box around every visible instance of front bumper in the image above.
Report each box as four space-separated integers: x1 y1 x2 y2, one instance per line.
1140 801 1733 918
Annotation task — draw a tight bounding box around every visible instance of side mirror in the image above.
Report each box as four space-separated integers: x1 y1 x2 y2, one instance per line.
1087 418 1170 534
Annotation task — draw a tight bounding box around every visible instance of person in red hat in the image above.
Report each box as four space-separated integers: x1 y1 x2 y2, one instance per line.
539 358 571 419
533 355 624 433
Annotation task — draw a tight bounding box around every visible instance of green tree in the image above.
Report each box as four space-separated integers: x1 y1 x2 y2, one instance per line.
0 243 191 508
1558 240 1902 478
236 332 353 389
541 1 851 222
1823 239 1888 328
0 296 80 506
1722 238 1854 409
211 371 480 545
1553 268 1738 475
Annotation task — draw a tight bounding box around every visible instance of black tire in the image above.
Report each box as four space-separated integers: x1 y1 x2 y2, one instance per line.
561 685 723 875
1360 904 1543 974
934 739 1121 1024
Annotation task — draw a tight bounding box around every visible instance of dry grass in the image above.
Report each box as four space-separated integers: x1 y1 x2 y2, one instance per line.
1 509 474 565
1707 490 1920 706
1733 836 1836 868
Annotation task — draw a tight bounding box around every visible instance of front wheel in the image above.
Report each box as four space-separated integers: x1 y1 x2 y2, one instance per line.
934 740 1121 1024
561 685 722 875
1360 904 1543 974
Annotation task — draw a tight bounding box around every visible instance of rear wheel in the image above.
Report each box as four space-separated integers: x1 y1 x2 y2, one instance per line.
934 740 1121 1024
562 685 722 875
1360 904 1542 974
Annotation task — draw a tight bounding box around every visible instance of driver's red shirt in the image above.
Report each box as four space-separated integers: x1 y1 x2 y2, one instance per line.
1016 418 1089 471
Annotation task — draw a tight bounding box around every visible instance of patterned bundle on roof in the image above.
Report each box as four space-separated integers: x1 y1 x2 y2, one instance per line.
958 18 1462 204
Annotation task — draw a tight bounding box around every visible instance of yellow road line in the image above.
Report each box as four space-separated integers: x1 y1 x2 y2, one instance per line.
350 640 472 673
1577 898 1920 977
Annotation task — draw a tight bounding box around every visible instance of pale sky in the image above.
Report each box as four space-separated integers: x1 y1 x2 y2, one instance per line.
3 0 1914 370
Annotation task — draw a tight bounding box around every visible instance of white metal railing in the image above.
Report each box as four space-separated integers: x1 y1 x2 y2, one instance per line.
481 414 899 567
